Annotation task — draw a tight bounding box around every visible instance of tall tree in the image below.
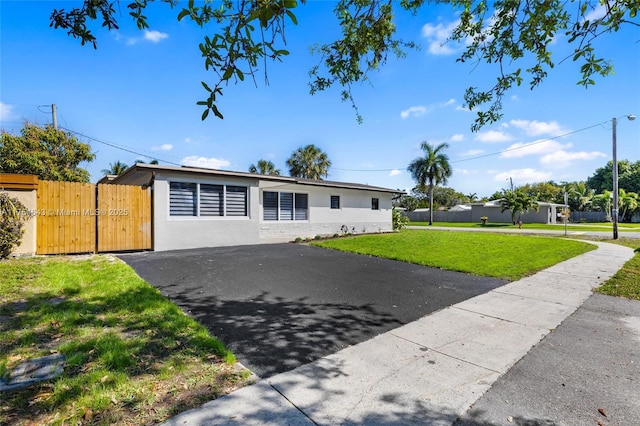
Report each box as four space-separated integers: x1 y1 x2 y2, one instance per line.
49 1 637 129
407 142 452 225
102 161 129 176
0 122 94 182
587 160 640 194
287 145 331 180
249 159 281 176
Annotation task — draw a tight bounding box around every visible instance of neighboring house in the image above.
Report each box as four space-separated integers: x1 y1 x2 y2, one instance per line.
403 200 565 224
113 164 400 251
470 200 565 224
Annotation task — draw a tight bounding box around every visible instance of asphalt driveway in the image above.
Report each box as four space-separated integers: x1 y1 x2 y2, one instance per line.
119 243 506 378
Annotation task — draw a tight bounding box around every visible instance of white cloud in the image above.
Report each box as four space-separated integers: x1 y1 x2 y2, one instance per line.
389 169 401 177
421 20 461 55
494 168 552 183
124 29 169 45
584 4 606 22
443 98 456 106
0 102 16 120
509 119 569 136
463 149 484 156
400 106 427 119
499 140 570 159
152 143 173 151
181 156 230 169
450 133 464 142
475 130 513 143
144 30 169 43
540 150 606 168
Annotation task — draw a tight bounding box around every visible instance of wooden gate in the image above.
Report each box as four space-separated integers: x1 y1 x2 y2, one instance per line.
36 181 151 254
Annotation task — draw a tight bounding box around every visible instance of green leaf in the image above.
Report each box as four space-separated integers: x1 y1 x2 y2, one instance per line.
286 10 298 25
222 67 233 80
201 108 209 120
201 81 212 92
212 105 224 119
236 68 245 81
177 9 190 21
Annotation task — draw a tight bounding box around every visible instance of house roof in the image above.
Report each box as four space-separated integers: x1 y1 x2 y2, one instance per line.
111 163 404 194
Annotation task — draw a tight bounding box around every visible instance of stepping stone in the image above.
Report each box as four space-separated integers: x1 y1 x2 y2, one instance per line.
0 354 66 392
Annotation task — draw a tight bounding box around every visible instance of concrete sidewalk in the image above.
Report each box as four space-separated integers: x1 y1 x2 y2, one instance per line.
162 241 635 426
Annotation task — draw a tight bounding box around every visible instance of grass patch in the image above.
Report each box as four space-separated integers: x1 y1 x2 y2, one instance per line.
0 256 251 425
313 230 595 281
409 221 640 232
595 238 640 301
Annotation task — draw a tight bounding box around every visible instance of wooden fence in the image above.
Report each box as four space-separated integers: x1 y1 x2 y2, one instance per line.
36 180 151 255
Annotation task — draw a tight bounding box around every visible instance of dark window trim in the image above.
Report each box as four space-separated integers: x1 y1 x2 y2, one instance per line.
330 195 340 209
169 181 249 218
263 190 309 221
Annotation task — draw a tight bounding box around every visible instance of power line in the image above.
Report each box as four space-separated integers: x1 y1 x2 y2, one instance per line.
334 119 612 171
60 126 183 167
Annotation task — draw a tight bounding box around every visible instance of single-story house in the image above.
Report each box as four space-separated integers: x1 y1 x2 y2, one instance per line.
113 164 401 251
402 200 566 224
469 200 566 224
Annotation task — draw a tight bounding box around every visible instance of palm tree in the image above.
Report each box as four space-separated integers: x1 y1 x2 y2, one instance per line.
135 159 159 165
592 190 613 221
618 189 639 221
287 145 331 180
101 161 128 176
407 142 452 225
499 188 539 224
248 159 281 176
568 181 594 212
466 192 478 203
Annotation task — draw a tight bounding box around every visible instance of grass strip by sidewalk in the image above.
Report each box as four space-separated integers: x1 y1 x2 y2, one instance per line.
0 255 251 426
409 221 640 232
313 230 595 281
595 238 640 300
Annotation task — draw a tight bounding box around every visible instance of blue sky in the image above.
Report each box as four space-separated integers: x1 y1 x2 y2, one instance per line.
1 1 639 198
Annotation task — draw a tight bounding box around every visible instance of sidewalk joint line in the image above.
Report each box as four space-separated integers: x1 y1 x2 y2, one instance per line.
268 383 320 426
451 306 551 329
389 333 503 374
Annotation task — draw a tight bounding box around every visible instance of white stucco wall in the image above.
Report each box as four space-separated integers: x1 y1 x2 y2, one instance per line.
151 173 395 250
257 182 393 242
152 173 261 251
471 205 554 224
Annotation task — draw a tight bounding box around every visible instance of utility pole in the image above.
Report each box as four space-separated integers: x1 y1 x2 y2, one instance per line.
52 104 58 129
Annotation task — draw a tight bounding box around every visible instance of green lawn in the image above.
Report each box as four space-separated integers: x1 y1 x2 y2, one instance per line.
0 256 251 425
409 221 640 232
595 238 640 301
313 230 595 281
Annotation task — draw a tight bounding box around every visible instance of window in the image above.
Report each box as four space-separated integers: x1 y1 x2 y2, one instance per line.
264 191 278 221
169 182 248 217
200 184 223 216
263 191 308 221
226 186 248 216
330 195 340 209
371 198 379 210
280 192 294 220
295 193 308 220
169 182 196 216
